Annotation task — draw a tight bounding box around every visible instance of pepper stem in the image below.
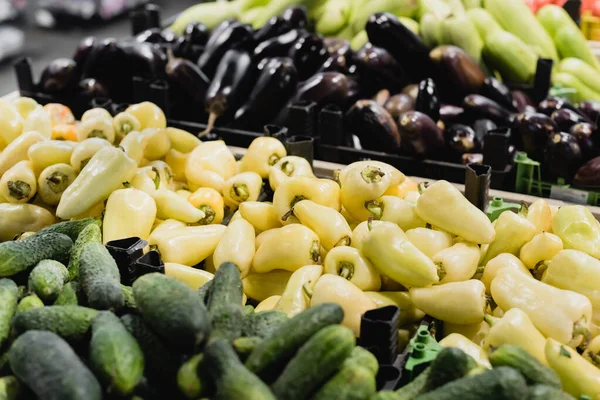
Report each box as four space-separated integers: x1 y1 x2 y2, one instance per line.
365 200 383 220
151 167 161 190
122 182 133 188
338 261 354 280
268 153 280 166
484 314 499 327
519 201 529 218
197 205 216 225
88 129 107 139
231 184 249 203
335 236 351 247
46 171 69 193
417 182 428 194
333 169 341 185
302 282 313 299
281 160 295 176
360 166 386 184
7 180 31 200
199 112 218 137
573 318 591 349
532 261 549 280
310 240 321 264
435 262 446 281
120 122 132 135
587 352 600 367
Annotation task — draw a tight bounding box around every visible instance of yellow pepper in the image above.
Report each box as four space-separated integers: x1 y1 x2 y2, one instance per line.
416 180 495 244
151 225 226 266
255 228 280 250
379 195 426 231
12 97 38 120
242 270 292 301
481 253 531 293
274 264 322 317
240 137 287 178
177 190 191 199
526 199 552 234
147 219 186 244
165 127 201 153
583 336 600 367
37 163 76 206
112 112 141 140
405 228 453 259
70 138 112 172
222 172 263 209
350 220 384 253
337 161 405 188
81 107 112 122
545 338 600 398
164 262 213 290
519 232 563 270
404 191 420 203
72 201 105 220
0 103 24 149
57 146 137 220
256 295 281 312
119 130 148 166
324 246 381 291
273 176 341 224
22 107 51 139
310 274 377 336
126 102 166 129
165 149 188 182
27 140 76 173
294 200 352 250
77 117 115 143
269 156 315 191
130 167 160 195
212 218 255 277
552 205 600 258
384 177 418 198
339 164 394 221
102 187 157 244
491 268 592 345
0 203 55 242
142 128 171 160
51 123 78 141
43 103 74 126
148 160 175 191
152 189 206 223
0 130 46 176
187 187 224 225
410 280 486 324
185 140 236 192
361 222 440 288
238 201 281 232
480 210 537 265
252 224 321 273
364 291 425 326
483 308 547 365
443 321 489 346
439 333 491 368
433 242 480 284
0 161 37 204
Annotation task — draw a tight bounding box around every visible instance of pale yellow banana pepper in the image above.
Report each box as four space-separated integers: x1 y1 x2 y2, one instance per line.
337 161 405 188
433 242 480 284
256 295 282 312
222 172 263 209
443 321 489 346
379 195 426 231
0 160 37 203
439 333 491 368
384 177 418 198
0 130 46 176
212 218 255 278
37 163 76 206
339 164 394 222
147 219 186 245
405 228 453 259
12 97 38 120
364 291 425 326
152 189 206 224
185 140 236 192
238 202 281 232
130 167 160 195
526 199 553 234
416 180 495 244
70 138 112 172
148 160 175 191
142 128 171 160
81 107 111 122
77 116 115 143
310 274 377 337
410 280 486 324
242 270 292 302
164 262 213 290
27 140 76 173
241 137 287 178
519 232 563 270
481 253 531 293
273 176 341 223
103 187 157 244
480 210 537 265
126 102 167 129
553 205 600 258
22 107 51 139
151 225 226 266
545 338 600 398
0 203 55 242
119 130 148 166
269 156 315 191
187 187 224 225
165 127 201 153
274 264 322 317
0 102 24 149
294 200 352 250
255 228 280 250
324 246 381 291
584 336 600 367
164 149 188 182
350 220 384 253
112 111 141 140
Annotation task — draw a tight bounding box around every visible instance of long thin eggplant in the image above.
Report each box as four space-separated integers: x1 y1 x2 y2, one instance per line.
415 78 440 122
288 33 328 80
429 45 485 103
253 29 307 61
353 43 407 95
198 22 254 78
397 111 445 157
291 72 359 109
282 6 308 29
463 95 514 126
39 58 79 94
253 16 291 43
479 77 515 110
232 57 298 131
512 113 558 161
345 100 401 152
544 132 582 182
165 49 210 104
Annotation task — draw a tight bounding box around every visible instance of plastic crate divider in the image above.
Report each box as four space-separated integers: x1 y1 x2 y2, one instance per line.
14 57 36 93
482 127 511 171
132 250 165 280
263 124 289 141
285 135 314 165
464 163 491 212
531 58 554 104
130 3 161 36
133 76 151 104
318 104 344 145
285 101 317 137
105 237 147 285
359 306 400 365
148 79 170 118
90 97 113 113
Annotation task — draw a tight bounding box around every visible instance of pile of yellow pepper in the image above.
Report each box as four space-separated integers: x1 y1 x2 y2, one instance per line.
3 97 600 397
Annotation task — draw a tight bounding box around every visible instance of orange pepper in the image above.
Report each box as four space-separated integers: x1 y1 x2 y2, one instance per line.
51 123 78 141
43 103 75 126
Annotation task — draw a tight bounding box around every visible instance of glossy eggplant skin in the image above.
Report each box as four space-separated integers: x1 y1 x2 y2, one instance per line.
232 57 299 131
397 111 445 157
479 77 515 110
292 72 359 110
72 37 97 69
445 124 480 158
345 100 401 152
39 58 79 94
440 105 466 126
136 28 176 44
512 113 558 162
578 100 600 124
166 51 210 104
317 55 349 74
384 94 415 120
83 38 131 101
253 29 307 61
282 6 308 29
429 45 485 103
415 78 440 122
366 13 434 83
573 156 600 189
463 95 514 126
544 132 583 182
78 78 109 100
323 37 352 58
198 22 254 78
570 123 599 162
512 90 534 113
183 22 209 45
551 108 593 133
253 16 292 43
473 119 497 142
172 36 203 62
353 44 407 95
403 84 419 101
120 42 168 79
288 33 328 80
538 96 582 117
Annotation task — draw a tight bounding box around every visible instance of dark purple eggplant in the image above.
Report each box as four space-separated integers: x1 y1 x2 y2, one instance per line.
203 50 254 133
551 108 593 133
345 100 401 152
232 57 298 131
573 156 600 189
384 94 414 119
172 37 203 62
513 113 558 162
415 79 440 122
317 55 349 74
473 119 497 142
82 38 132 102
397 111 445 157
183 22 209 45
538 96 582 117
78 78 109 100
198 22 254 78
288 33 328 80
429 45 485 103
570 123 599 162
282 6 308 29
440 104 465 126
544 132 582 182
374 89 390 106
120 42 168 79
136 28 176 44
165 49 210 105
366 13 434 83
445 124 480 157
253 29 307 60
39 58 79 94
72 37 96 68
578 100 600 124
463 95 513 126
323 37 352 58
402 84 419 101
479 77 515 110
292 72 358 109
512 90 534 113
353 44 407 95
253 16 291 43
462 153 483 165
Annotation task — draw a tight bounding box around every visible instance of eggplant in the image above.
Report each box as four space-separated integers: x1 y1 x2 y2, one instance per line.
345 100 401 152
578 100 600 124
232 57 298 131
570 123 599 162
463 95 514 126
183 22 209 45
165 49 210 105
440 104 466 126
317 55 349 74
83 38 132 101
513 113 558 162
136 28 176 44
253 29 307 60
353 44 407 95
292 72 359 109
172 36 203 62
551 108 593 133
282 6 308 29
445 124 480 157
573 156 600 189
72 37 96 68
512 90 535 113
473 119 497 142
78 78 109 100
479 77 515 110
544 132 582 182
323 37 352 58
462 153 483 165
288 33 328 80
203 50 254 133
384 94 414 119
198 22 254 78
366 13 434 83
39 58 79 94
120 42 168 79
402 84 419 101
397 111 445 157
429 45 485 103
415 78 440 122
538 96 582 117
253 16 291 43
374 89 390 106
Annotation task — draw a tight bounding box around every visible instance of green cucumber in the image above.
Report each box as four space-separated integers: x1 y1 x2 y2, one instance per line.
344 346 379 375
177 353 211 399
489 344 561 388
246 303 344 380
312 364 376 400
121 284 136 311
371 392 403 400
207 262 244 341
37 217 100 241
414 366 528 400
67 223 102 280
133 273 210 352
243 304 255 317
272 325 356 400
198 279 213 304
79 242 124 311
12 305 97 342
89 311 144 395
395 368 431 400
426 347 479 390
16 295 44 313
204 339 276 400
28 260 69 303
0 376 21 400
233 336 262 360
0 279 18 348
527 385 575 400
0 233 72 278
242 310 288 339
54 282 80 306
8 330 102 400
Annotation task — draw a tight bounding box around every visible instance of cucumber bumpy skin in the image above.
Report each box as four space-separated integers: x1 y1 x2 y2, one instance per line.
12 305 98 342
